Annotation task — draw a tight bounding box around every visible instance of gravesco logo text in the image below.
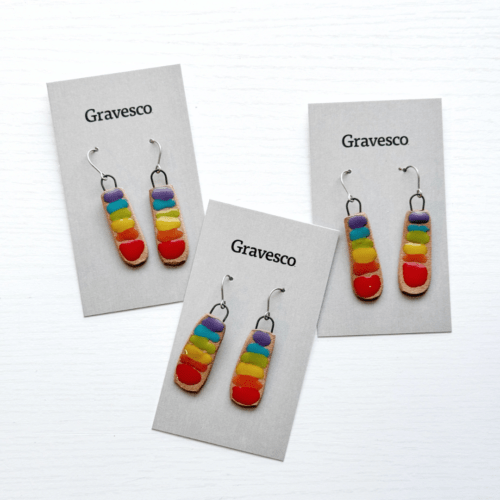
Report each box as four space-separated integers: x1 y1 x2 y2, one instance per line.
342 134 408 147
85 105 152 122
231 240 296 267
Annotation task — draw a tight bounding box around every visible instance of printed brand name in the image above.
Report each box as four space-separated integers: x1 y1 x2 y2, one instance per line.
85 105 152 122
342 134 409 148
231 239 296 267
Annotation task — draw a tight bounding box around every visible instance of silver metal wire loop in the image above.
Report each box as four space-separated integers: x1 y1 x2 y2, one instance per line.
341 169 363 215
209 275 233 322
255 287 285 332
340 169 353 201
149 139 168 186
399 165 425 210
87 147 118 191
87 147 105 178
220 274 233 308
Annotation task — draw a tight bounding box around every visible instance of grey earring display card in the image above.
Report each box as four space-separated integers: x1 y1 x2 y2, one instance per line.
309 98 451 337
47 65 204 316
153 201 339 461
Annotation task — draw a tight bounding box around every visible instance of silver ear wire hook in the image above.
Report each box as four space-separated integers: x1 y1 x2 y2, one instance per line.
220 274 234 308
340 169 362 216
399 165 425 210
87 147 117 191
149 139 168 187
87 147 104 178
340 169 353 201
265 287 286 320
150 138 162 169
210 274 234 322
255 287 285 333
399 165 422 196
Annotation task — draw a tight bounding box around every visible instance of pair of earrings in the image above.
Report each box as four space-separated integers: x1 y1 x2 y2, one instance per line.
341 165 431 300
174 275 285 409
86 139 188 267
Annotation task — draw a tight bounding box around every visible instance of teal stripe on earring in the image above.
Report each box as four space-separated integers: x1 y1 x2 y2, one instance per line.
350 227 370 241
106 198 129 214
246 343 270 357
194 324 220 343
153 199 176 211
407 224 429 232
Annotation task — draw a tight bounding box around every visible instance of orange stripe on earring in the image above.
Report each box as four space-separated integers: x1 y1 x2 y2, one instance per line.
403 254 427 263
180 354 208 372
157 228 184 242
116 228 139 241
353 261 380 276
232 374 263 390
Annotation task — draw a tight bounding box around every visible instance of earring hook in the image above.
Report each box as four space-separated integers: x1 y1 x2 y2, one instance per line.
399 165 422 196
210 274 234 322
149 139 168 187
340 169 353 201
265 287 286 320
149 138 162 169
87 147 105 179
399 165 425 210
340 169 362 215
220 274 234 308
255 287 285 333
87 147 117 191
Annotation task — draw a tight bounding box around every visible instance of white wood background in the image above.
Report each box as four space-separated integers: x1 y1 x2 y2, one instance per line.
1 1 499 498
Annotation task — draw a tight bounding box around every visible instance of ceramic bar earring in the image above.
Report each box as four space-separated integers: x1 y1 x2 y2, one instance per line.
230 287 285 408
87 148 148 266
340 169 383 300
174 275 233 393
398 166 432 295
148 139 189 266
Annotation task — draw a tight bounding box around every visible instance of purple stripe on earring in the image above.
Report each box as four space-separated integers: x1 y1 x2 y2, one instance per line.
152 187 174 201
202 316 225 332
103 189 124 203
348 215 367 229
253 330 271 346
408 212 430 223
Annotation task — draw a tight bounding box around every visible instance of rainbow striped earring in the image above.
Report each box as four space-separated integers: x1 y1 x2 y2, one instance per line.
230 287 285 408
174 275 234 393
398 166 431 295
148 139 189 266
87 148 148 266
340 169 383 300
